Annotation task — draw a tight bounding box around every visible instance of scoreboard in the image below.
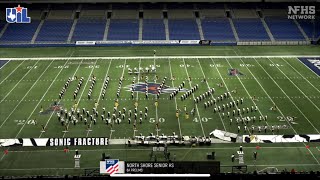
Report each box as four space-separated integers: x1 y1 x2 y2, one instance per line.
125 161 220 174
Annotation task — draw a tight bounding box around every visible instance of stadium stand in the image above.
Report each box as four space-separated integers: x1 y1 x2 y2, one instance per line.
264 17 305 40
0 3 316 43
1 20 40 42
108 19 139 40
233 18 270 41
143 19 166 40
297 20 320 40
36 20 73 42
72 19 106 41
201 18 235 41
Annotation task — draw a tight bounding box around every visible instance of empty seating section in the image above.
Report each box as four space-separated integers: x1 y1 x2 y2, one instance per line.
168 19 200 40
72 19 106 41
144 10 163 19
36 20 73 42
80 10 106 19
112 3 140 10
0 3 313 42
168 10 194 19
167 3 194 9
202 18 235 41
232 9 258 18
108 19 139 40
0 22 6 32
81 4 108 10
28 10 43 20
142 3 164 9
143 19 166 40
112 10 138 19
200 9 226 18
264 17 304 40
262 9 287 17
47 10 73 19
298 20 320 40
1 21 40 42
233 18 270 40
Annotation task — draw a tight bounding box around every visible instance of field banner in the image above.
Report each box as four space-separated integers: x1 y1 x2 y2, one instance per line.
0 137 109 147
132 40 179 44
76 41 96 45
179 40 200 44
96 41 132 44
243 134 320 143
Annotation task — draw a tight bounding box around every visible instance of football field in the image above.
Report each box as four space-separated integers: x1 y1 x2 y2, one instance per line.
0 46 319 176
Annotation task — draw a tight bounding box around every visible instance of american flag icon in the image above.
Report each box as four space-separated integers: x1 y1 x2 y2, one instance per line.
106 159 119 175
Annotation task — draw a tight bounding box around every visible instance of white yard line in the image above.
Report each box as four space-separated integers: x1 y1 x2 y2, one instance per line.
168 59 183 138
254 58 320 134
0 60 50 129
133 59 141 138
110 59 127 139
3 55 320 61
62 60 98 138
268 58 320 112
0 61 40 104
182 58 206 137
153 56 159 137
196 58 226 131
224 58 274 135
0 60 55 161
86 60 112 137
0 60 25 85
210 58 251 135
253 58 320 165
0 60 10 70
281 58 320 93
39 53 82 138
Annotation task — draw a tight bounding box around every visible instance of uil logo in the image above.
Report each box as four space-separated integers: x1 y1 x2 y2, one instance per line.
6 5 31 23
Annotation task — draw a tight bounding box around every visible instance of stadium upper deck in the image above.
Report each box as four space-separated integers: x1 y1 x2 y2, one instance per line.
0 3 319 44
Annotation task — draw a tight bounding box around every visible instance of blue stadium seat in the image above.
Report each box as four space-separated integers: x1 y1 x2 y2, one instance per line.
0 20 40 42
264 17 304 40
72 19 106 41
233 18 270 41
143 19 166 40
201 18 235 41
168 19 200 40
36 20 73 42
108 19 139 40
298 20 320 40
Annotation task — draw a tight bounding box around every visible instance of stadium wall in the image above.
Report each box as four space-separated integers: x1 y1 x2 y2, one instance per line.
0 40 313 48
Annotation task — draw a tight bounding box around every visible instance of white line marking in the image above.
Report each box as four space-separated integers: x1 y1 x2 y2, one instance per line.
253 58 320 165
268 58 320 112
0 61 40 104
281 58 320 93
62 59 98 138
210 58 251 135
0 60 25 85
3 55 320 61
182 58 205 137
168 59 183 138
0 61 46 129
38 52 80 138
86 60 112 137
196 58 226 131
110 59 127 139
0 60 10 70
224 58 274 135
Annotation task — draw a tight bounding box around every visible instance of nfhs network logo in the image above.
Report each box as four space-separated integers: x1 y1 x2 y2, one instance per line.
6 4 31 23
288 6 315 20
